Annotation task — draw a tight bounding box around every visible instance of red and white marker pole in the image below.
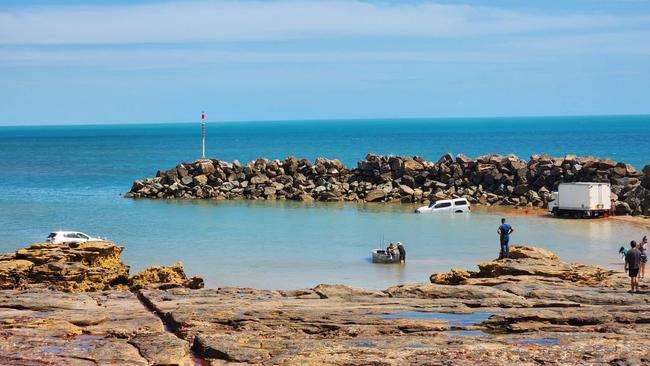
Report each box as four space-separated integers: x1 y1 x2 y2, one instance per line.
201 111 206 160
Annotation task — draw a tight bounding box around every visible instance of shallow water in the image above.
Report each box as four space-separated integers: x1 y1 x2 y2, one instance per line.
445 330 488 337
379 312 493 327
510 338 561 346
39 346 64 354
0 198 642 289
0 117 647 289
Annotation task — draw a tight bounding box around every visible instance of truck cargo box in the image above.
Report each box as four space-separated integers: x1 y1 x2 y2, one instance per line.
548 182 611 218
557 183 611 210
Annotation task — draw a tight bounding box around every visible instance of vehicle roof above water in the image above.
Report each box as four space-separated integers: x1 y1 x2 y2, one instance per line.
558 182 611 186
432 198 469 203
48 231 85 235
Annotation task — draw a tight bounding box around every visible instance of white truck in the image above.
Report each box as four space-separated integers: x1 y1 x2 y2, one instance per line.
547 182 611 218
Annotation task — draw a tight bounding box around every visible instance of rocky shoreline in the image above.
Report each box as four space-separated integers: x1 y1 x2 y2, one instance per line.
0 240 204 292
127 153 650 216
1 241 649 365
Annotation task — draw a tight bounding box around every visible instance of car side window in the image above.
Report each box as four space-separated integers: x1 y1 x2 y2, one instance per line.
454 200 467 206
65 233 76 238
79 234 89 239
434 202 452 208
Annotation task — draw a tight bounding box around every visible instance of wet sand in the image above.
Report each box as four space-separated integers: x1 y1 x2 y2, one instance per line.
611 215 650 232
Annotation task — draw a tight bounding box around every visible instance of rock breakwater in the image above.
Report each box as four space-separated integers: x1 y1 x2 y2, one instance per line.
127 153 650 215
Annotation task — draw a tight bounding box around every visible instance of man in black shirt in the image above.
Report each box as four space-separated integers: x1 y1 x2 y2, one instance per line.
397 242 406 265
625 240 641 293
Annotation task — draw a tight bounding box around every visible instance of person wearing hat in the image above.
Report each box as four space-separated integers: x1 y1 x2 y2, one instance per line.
396 242 406 264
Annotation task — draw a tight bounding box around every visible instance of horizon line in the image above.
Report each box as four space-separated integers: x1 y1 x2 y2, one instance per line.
0 112 649 128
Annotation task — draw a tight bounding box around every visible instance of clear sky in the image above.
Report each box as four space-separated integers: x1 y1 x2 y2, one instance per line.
1 0 649 125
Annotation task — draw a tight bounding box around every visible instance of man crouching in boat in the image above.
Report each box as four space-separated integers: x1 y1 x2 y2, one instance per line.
386 243 397 260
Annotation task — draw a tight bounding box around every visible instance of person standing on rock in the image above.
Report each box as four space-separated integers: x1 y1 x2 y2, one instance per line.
396 242 406 264
625 240 641 293
497 218 514 259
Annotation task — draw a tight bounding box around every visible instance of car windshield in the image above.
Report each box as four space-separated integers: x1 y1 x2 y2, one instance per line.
47 233 56 239
428 201 436 208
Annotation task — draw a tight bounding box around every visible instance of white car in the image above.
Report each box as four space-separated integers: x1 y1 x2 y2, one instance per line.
46 231 102 244
415 198 471 213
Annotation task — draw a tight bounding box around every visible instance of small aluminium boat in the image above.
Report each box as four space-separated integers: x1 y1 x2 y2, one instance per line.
371 249 401 264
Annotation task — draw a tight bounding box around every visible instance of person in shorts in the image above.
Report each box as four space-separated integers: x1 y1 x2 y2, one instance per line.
496 218 514 259
625 240 641 293
396 242 406 264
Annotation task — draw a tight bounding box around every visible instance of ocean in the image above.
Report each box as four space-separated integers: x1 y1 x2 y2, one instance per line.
1 115 649 289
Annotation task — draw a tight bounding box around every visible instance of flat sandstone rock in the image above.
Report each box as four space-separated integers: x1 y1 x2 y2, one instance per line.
1 245 648 365
0 289 197 365
137 246 650 365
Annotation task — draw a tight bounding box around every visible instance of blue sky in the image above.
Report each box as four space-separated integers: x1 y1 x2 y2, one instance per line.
1 0 649 125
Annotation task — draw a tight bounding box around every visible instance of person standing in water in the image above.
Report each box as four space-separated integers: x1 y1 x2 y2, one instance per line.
396 242 406 264
497 218 514 259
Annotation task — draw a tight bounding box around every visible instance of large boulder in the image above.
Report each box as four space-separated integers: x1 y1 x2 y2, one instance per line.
642 165 650 189
399 185 415 196
0 241 204 293
365 189 386 202
477 245 612 286
250 175 269 185
193 174 208 186
403 159 424 171
0 259 33 289
430 245 614 287
615 201 632 216
196 160 216 175
506 246 559 261
4 241 130 292
429 268 472 285
455 154 473 166
129 262 204 291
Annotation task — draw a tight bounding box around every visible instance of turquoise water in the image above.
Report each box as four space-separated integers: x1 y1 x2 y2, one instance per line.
0 116 648 289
